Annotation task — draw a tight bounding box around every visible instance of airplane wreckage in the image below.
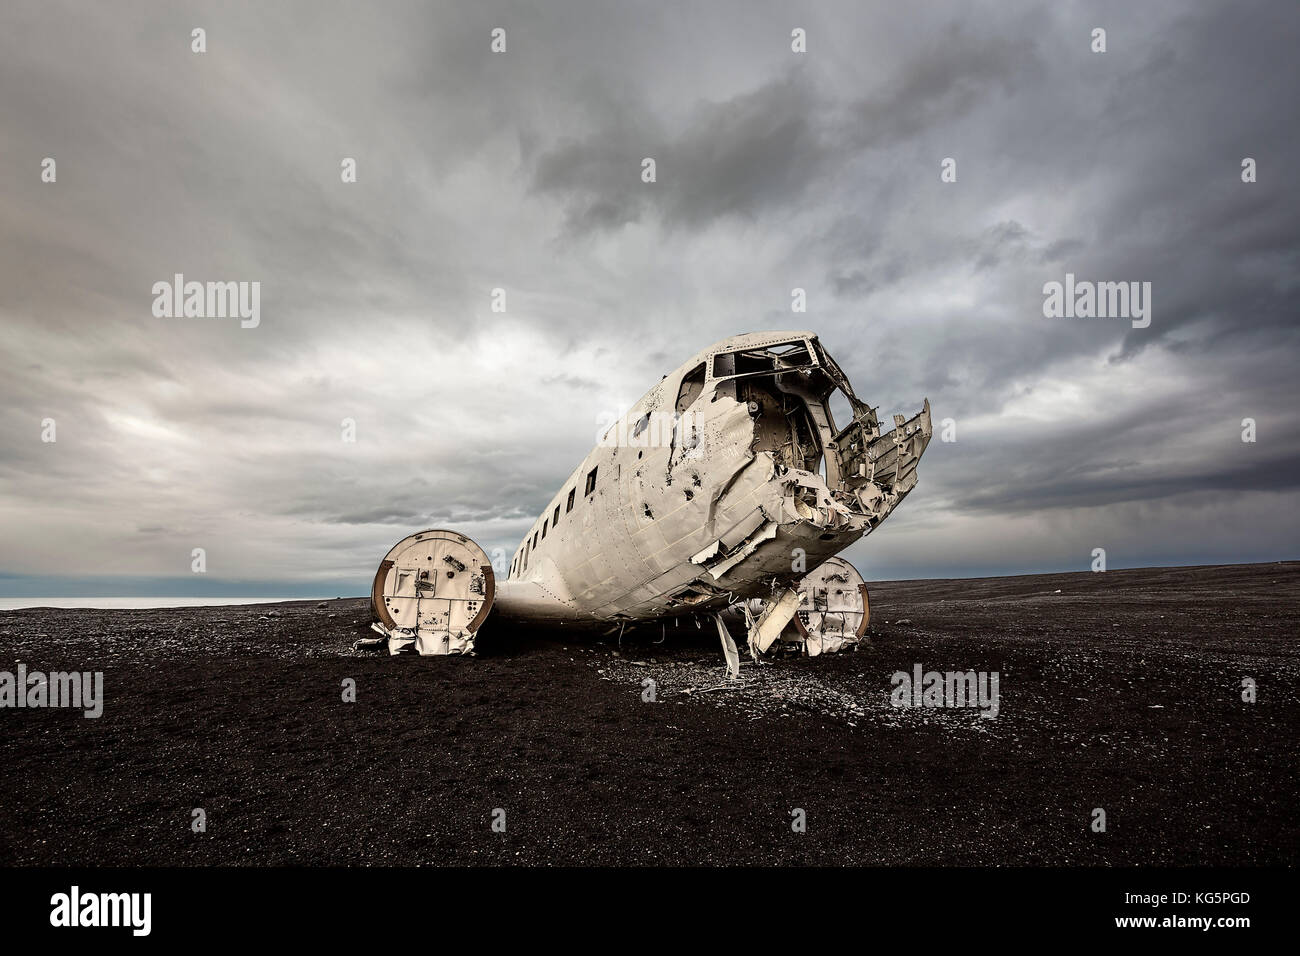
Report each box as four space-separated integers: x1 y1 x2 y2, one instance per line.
367 331 931 675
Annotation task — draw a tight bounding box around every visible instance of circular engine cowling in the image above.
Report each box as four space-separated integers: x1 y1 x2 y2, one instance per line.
792 555 869 655
370 529 495 655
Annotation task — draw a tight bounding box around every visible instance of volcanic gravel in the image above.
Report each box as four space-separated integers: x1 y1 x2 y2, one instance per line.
1 563 1296 866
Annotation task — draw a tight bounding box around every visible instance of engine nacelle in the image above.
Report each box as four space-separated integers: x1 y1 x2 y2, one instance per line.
369 529 496 655
728 555 870 656
791 555 869 655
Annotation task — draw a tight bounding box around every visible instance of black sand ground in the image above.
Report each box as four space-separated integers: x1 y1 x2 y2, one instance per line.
1 562 1296 866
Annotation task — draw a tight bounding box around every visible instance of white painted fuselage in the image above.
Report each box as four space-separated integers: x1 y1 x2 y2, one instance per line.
494 331 931 627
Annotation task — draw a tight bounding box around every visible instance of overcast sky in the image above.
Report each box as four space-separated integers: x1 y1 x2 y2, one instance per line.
2 0 1297 597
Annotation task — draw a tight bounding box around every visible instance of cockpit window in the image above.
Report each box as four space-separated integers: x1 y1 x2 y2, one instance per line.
711 340 814 379
827 387 855 435
675 363 706 414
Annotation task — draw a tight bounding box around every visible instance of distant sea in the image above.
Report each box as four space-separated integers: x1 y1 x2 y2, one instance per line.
0 597 311 611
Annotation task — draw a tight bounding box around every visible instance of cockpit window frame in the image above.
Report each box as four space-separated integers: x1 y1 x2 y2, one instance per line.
709 338 818 382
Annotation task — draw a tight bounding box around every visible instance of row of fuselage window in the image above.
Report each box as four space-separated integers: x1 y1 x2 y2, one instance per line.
511 465 599 578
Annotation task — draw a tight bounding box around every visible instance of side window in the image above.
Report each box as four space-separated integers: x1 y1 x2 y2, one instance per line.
566 488 576 513
676 363 706 414
827 387 854 434
553 504 561 526
585 467 598 496
532 531 539 549
542 519 548 539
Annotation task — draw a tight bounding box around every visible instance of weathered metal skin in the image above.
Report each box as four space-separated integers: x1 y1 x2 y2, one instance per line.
371 331 931 656
499 332 930 620
369 530 495 655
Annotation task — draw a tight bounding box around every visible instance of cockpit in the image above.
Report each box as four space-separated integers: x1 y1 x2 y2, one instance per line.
692 336 880 490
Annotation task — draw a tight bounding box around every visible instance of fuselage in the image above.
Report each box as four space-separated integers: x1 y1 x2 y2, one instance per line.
496 331 931 625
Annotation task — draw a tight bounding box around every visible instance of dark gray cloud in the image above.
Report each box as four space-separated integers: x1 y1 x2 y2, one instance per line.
530 70 835 232
1 0 1297 598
